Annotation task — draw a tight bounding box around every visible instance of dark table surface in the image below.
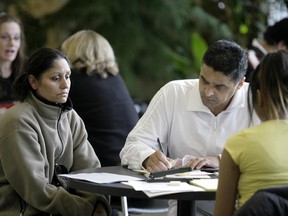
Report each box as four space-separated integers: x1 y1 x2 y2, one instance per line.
66 166 216 216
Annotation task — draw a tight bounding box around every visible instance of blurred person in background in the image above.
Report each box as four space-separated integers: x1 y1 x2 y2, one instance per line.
61 30 139 168
0 12 26 105
247 17 288 81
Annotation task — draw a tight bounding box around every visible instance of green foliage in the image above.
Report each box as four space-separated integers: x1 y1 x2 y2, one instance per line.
191 32 208 73
9 0 286 101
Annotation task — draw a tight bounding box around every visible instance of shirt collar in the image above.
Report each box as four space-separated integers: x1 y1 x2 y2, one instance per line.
186 81 247 113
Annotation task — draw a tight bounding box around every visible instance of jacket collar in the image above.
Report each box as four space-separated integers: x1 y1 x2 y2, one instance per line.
26 91 73 120
31 90 73 112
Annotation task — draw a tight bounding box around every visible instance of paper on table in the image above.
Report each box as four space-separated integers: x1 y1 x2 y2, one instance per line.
58 172 143 183
122 180 204 198
189 179 218 191
165 170 212 179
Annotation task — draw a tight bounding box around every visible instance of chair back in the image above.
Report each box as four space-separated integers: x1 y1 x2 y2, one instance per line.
234 186 288 216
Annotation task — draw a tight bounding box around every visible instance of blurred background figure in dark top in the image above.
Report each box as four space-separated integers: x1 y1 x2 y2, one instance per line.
247 17 288 81
61 30 139 167
0 12 26 112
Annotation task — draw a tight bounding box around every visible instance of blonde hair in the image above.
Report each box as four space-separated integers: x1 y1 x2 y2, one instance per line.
61 30 119 78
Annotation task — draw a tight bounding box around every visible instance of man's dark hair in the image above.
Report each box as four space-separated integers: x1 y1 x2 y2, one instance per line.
203 40 248 83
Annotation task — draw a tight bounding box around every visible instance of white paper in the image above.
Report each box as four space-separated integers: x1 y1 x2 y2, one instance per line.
165 170 213 179
58 172 144 183
122 180 204 197
189 179 218 191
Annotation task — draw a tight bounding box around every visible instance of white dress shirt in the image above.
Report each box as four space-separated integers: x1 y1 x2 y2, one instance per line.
120 79 260 215
120 79 260 169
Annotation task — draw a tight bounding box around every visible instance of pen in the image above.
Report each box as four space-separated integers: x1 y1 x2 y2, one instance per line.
157 137 165 155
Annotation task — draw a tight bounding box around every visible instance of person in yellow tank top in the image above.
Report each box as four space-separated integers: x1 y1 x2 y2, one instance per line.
214 50 288 216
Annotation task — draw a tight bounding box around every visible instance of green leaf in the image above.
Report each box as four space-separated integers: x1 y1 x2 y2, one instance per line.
191 33 207 73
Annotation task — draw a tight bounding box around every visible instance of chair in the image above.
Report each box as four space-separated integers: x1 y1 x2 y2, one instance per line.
196 200 214 216
111 196 169 216
234 186 288 216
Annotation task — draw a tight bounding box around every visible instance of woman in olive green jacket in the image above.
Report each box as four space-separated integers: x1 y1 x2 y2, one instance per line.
0 47 111 216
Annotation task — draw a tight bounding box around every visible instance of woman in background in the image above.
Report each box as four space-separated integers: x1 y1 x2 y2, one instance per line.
247 17 288 81
214 50 288 216
0 47 111 216
0 12 26 104
61 30 139 167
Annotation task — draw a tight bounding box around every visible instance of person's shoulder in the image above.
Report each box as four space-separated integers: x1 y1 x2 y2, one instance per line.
67 108 84 124
159 79 198 97
242 82 249 87
227 122 265 145
164 79 198 89
258 120 288 131
239 82 250 93
0 102 33 127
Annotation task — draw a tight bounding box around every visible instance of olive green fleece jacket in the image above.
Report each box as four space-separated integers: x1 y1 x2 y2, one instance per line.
0 92 111 216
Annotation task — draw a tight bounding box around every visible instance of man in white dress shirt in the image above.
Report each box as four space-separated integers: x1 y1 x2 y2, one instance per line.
120 39 260 215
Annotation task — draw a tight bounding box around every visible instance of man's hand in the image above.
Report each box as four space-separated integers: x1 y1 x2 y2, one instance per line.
185 156 220 170
143 151 174 172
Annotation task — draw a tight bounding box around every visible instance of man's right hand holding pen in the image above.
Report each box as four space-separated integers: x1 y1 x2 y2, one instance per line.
143 152 220 173
142 138 220 173
143 150 175 172
142 138 177 172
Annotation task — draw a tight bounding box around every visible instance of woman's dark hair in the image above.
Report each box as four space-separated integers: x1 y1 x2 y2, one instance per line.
13 48 70 102
0 12 26 79
247 64 260 117
248 50 288 120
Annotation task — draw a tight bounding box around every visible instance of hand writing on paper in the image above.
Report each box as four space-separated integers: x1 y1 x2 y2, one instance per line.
184 156 219 170
143 151 176 172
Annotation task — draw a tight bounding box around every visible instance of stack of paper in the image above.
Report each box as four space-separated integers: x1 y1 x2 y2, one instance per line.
165 170 213 179
123 180 204 198
189 179 218 191
58 172 143 183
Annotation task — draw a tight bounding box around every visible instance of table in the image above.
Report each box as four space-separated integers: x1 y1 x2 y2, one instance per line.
66 166 216 216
